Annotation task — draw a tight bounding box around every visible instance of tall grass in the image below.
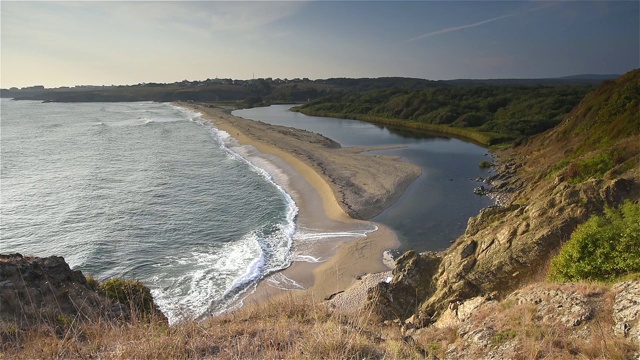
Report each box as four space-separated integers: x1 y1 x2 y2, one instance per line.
4 283 637 359
2 293 426 359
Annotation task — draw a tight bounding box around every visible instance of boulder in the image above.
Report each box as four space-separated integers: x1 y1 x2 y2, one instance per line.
365 250 441 321
613 280 640 346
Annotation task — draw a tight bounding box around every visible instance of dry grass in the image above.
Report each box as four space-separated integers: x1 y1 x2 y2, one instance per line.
1 294 425 359
412 282 637 359
3 281 638 359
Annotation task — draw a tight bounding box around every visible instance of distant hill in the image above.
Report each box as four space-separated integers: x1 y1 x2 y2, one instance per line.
552 70 639 145
445 74 619 87
1 74 618 103
501 68 640 190
296 82 597 145
559 74 621 80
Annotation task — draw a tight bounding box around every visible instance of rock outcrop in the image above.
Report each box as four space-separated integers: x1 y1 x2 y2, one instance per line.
425 281 640 359
419 176 638 319
365 250 441 320
613 281 640 346
0 254 166 330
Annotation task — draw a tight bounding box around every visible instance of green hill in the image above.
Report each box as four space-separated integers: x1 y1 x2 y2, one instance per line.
523 69 640 183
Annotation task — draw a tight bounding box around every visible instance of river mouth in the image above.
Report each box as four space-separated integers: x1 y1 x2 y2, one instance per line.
233 104 495 254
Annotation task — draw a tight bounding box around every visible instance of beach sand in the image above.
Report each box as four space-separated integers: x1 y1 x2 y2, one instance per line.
175 102 420 304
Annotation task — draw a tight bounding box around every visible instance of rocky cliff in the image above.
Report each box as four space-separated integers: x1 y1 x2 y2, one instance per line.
366 70 640 329
0 253 165 333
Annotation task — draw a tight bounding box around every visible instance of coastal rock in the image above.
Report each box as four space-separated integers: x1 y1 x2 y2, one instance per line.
365 250 441 321
327 272 391 313
0 254 166 329
0 254 123 328
510 283 594 327
473 186 488 195
419 280 639 359
416 175 637 321
612 280 640 346
434 296 490 329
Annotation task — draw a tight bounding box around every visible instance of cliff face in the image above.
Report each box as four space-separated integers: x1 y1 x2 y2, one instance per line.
1 254 120 328
367 69 640 323
0 254 165 331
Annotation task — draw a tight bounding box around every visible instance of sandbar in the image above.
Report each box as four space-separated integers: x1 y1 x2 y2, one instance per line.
175 102 421 302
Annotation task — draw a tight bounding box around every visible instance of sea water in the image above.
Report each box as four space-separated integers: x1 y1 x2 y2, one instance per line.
0 100 302 322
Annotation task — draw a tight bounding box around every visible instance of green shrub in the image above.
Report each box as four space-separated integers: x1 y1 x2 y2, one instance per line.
492 329 517 346
85 275 99 290
549 201 640 282
578 152 613 179
98 278 157 319
479 160 492 168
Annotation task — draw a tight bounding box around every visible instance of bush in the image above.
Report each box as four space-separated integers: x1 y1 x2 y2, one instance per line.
98 278 157 319
85 275 99 290
549 201 640 282
569 152 614 183
479 160 492 168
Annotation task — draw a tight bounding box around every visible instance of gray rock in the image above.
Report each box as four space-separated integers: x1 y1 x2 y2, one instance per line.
365 250 441 321
613 280 640 345
511 283 593 327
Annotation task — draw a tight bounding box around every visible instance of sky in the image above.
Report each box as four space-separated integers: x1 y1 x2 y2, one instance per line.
1 1 639 88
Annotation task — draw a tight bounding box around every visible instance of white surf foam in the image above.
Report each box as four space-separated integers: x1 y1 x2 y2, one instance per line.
266 273 306 291
166 104 300 317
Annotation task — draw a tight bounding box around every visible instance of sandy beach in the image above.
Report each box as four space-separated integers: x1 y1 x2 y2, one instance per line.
175 102 421 303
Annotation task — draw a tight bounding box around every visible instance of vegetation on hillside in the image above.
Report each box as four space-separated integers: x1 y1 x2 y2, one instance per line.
553 69 640 152
549 201 640 283
539 69 640 183
296 85 594 145
98 278 161 320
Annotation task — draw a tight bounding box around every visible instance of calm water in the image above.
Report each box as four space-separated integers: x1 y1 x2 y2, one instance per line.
1 100 300 322
233 105 494 253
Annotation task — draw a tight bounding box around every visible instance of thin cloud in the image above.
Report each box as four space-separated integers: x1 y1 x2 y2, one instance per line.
404 3 557 43
405 13 515 43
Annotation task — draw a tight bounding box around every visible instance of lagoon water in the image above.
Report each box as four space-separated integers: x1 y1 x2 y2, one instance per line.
233 105 494 254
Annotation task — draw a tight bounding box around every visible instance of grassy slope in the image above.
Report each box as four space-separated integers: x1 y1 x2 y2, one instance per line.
518 69 640 183
3 283 636 359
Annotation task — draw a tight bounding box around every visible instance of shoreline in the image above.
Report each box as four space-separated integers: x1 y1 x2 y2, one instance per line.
175 102 419 303
291 107 504 147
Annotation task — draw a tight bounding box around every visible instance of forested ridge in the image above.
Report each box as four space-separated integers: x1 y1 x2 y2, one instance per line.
4 75 616 145
296 85 595 144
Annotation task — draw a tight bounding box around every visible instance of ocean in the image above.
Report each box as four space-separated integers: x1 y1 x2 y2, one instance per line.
0 100 304 323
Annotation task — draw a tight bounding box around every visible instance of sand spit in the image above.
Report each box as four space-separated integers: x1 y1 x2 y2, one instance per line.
183 103 421 221
175 102 421 301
